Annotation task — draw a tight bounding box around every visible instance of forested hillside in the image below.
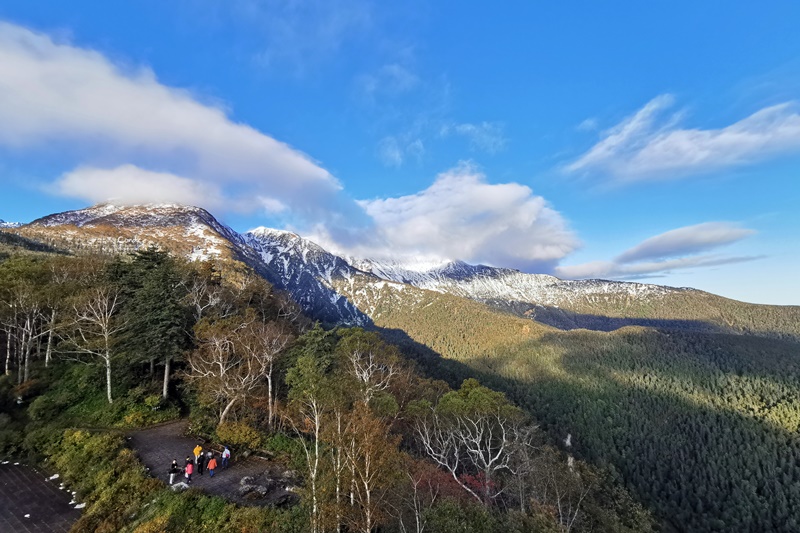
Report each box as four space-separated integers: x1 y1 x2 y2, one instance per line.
0 249 655 532
366 292 800 532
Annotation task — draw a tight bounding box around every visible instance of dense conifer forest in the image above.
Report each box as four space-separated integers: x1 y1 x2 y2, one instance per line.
0 248 655 532
373 291 800 532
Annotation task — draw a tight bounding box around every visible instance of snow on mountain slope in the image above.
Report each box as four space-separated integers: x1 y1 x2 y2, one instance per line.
244 228 371 325
347 257 684 307
349 258 499 286
9 203 706 331
23 203 246 261
0 219 22 228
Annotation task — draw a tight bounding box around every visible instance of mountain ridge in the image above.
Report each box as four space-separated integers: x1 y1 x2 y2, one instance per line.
5 203 799 340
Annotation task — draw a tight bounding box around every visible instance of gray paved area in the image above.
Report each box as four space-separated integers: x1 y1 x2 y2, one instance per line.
128 420 298 507
0 462 81 533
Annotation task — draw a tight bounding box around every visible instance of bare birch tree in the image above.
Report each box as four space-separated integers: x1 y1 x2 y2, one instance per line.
61 285 125 404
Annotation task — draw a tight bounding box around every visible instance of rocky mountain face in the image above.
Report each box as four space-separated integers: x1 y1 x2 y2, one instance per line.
5 204 799 339
243 227 371 325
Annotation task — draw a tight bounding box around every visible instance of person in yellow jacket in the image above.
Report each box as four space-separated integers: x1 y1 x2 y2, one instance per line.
193 444 203 465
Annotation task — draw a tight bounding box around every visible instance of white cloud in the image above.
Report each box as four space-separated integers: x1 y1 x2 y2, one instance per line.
615 222 756 263
315 164 579 271
576 118 598 131
54 165 229 210
377 136 424 167
378 137 404 166
556 255 760 280
237 0 373 74
556 221 759 280
567 94 800 180
441 121 507 154
359 63 419 99
0 21 340 215
0 21 576 276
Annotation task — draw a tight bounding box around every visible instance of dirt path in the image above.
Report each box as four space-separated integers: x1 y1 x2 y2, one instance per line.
0 461 81 533
127 420 298 507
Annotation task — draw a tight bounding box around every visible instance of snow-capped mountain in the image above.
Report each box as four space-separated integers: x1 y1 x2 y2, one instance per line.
349 257 682 307
244 227 370 325
348 257 503 285
8 203 797 339
25 203 249 261
0 219 22 228
6 203 694 325
11 204 371 325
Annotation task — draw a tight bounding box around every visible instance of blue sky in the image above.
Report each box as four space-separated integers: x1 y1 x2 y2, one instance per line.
0 1 798 305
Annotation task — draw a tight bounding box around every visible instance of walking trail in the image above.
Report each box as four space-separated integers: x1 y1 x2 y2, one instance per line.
127 419 299 507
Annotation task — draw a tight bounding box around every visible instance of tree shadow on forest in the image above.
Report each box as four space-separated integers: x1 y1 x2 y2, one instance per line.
376 323 800 532
373 326 462 387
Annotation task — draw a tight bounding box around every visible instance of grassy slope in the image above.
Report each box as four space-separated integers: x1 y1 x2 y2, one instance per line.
488 287 800 343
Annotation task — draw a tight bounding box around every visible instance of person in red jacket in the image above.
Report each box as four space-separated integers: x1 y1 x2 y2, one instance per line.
207 454 218 477
184 461 194 483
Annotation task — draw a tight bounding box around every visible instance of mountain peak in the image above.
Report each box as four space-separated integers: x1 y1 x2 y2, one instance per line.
247 226 300 240
27 203 218 228
0 219 22 228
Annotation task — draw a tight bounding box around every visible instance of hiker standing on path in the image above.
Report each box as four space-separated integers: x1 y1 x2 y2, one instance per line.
197 451 206 475
193 444 203 464
207 454 218 477
185 461 194 483
222 446 231 469
168 459 180 485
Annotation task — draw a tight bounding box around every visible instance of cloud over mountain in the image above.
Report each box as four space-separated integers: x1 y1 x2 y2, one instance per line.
0 21 341 216
313 164 579 271
0 21 578 275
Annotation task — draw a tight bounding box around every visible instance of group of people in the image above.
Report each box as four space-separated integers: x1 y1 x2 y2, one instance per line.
168 444 231 484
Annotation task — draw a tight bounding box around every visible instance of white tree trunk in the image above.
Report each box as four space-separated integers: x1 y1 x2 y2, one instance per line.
17 327 26 384
266 371 274 429
162 355 171 400
45 309 55 367
4 327 11 376
220 397 238 424
105 352 113 404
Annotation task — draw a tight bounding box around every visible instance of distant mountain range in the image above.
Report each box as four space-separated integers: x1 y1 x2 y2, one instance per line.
0 219 22 228
5 203 799 340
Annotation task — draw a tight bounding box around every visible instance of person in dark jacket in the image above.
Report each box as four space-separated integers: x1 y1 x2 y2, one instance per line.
168 459 180 485
197 451 206 475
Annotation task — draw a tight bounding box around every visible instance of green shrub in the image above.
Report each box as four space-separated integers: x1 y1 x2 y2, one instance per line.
22 426 62 458
0 428 22 455
264 432 305 469
215 421 262 451
144 395 162 410
28 395 59 422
